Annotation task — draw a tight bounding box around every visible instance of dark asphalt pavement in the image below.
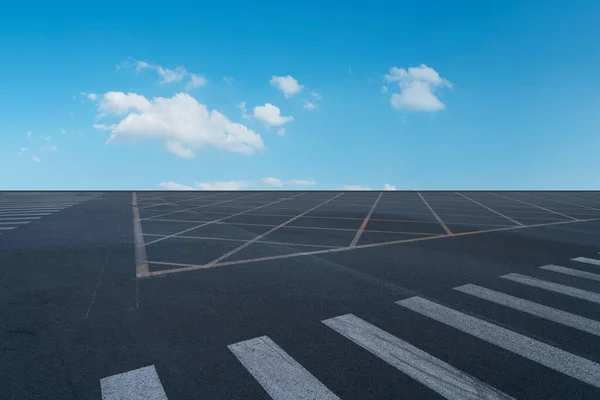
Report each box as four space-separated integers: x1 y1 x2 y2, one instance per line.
2 191 600 399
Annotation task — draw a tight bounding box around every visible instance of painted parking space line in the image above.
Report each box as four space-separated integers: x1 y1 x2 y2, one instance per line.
397 296 600 389
454 284 600 337
100 365 168 400
501 273 600 304
323 313 514 400
228 336 340 400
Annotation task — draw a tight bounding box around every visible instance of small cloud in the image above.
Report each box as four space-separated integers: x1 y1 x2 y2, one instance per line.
381 86 388 94
253 103 294 127
118 58 188 84
343 185 371 191
237 101 252 120
80 92 98 101
277 128 286 136
223 76 234 85
158 181 195 190
310 91 322 100
17 147 28 156
185 73 207 91
384 64 451 112
303 101 317 110
261 177 284 188
165 140 194 158
195 181 254 190
270 75 304 98
383 183 396 190
287 179 316 187
41 145 58 152
32 156 41 163
60 128 67 135
26 131 32 138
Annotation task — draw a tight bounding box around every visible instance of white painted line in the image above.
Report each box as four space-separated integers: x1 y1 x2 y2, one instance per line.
454 284 600 337
228 336 340 400
502 273 600 304
141 192 263 220
517 193 600 212
490 193 578 220
350 192 383 247
572 257 600 267
0 216 41 221
418 193 452 234
0 221 29 225
144 193 307 246
397 296 600 388
132 193 149 277
139 193 224 209
0 207 63 211
205 193 344 265
454 193 523 226
0 226 16 230
540 264 600 283
143 233 340 248
323 314 514 400
100 365 168 400
0 213 51 217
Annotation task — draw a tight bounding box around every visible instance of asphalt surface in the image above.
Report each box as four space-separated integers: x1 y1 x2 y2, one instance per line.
2 190 600 399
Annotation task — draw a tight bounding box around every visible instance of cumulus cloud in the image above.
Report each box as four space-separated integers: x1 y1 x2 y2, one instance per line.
270 75 303 98
185 74 208 91
32 156 41 163
195 181 254 190
262 177 284 187
383 183 397 190
343 185 371 191
80 92 98 101
303 101 317 110
158 181 195 190
94 92 264 157
165 141 194 158
237 101 252 120
253 103 294 127
287 179 316 187
310 91 322 100
384 64 451 112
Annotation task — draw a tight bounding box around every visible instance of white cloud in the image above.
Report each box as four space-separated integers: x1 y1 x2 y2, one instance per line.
95 92 264 156
41 145 58 152
32 156 41 163
287 179 316 187
277 128 286 136
26 131 32 138
303 101 317 110
60 128 67 135
165 140 194 158
17 147 28 156
195 181 254 190
270 75 303 98
262 177 284 187
343 185 371 191
186 74 207 91
253 103 294 126
310 91 322 100
383 183 396 190
384 64 451 112
381 85 388 94
223 76 234 85
158 181 195 190
237 101 251 120
81 92 98 101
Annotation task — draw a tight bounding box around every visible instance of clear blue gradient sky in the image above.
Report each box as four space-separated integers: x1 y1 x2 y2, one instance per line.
1 1 599 190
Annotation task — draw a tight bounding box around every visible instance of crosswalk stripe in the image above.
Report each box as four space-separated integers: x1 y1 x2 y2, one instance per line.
540 264 600 283
572 257 600 267
501 273 600 304
454 284 600 337
323 313 514 400
100 365 168 400
228 336 340 400
397 296 600 389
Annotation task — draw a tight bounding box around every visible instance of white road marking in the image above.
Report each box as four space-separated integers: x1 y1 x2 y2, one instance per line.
0 216 41 221
454 192 523 226
100 365 168 400
143 233 340 248
454 284 600 337
0 226 16 230
350 192 383 247
0 221 30 225
228 336 340 400
132 193 149 277
489 193 578 220
572 257 600 267
205 193 344 265
418 193 452 234
0 213 51 217
540 264 600 283
502 273 600 304
397 296 600 389
323 314 514 400
518 193 600 212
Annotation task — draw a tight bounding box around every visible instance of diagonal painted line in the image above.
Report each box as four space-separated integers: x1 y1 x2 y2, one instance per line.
490 193 578 220
518 192 600 212
350 192 383 247
144 193 307 247
455 192 523 226
139 192 225 209
141 192 263 221
418 192 452 234
204 193 345 265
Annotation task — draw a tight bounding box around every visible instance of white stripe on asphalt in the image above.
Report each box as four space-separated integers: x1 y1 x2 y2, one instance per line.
540 264 600 283
323 313 514 400
228 336 340 400
0 213 51 217
572 257 600 267
100 365 168 400
455 284 600 337
397 296 600 389
0 227 16 230
502 273 600 304
0 221 29 225
0 216 41 221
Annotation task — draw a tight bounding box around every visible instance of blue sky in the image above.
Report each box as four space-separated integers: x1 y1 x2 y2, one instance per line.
1 0 599 190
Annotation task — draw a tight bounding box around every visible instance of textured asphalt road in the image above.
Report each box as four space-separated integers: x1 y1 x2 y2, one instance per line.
2 191 600 399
